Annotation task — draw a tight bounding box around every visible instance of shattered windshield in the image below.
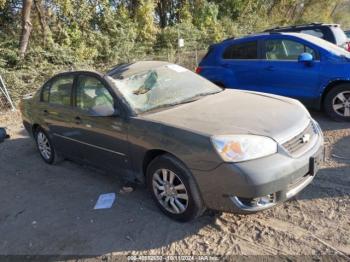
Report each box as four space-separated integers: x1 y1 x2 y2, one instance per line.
108 64 222 113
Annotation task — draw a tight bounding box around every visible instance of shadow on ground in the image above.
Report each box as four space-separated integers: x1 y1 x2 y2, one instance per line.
330 136 350 165
0 118 349 256
0 136 216 256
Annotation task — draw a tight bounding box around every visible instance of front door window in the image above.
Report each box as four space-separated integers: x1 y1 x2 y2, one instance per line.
265 39 317 60
76 76 115 115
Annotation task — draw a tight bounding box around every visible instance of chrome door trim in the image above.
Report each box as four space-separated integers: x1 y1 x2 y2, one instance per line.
53 133 126 156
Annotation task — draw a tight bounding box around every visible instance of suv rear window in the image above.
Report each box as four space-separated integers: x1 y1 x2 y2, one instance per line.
223 41 258 60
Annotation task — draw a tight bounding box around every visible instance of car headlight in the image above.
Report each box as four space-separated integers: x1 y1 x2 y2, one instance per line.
211 135 277 162
311 118 324 140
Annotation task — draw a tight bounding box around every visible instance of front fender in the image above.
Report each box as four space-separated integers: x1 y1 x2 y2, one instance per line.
128 118 222 181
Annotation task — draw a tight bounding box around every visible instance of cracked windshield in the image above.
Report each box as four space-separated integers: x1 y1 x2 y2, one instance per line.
109 64 222 113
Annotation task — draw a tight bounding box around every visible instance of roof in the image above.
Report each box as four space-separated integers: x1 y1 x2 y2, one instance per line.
107 61 171 78
264 23 340 32
53 70 103 77
223 32 287 42
221 31 325 44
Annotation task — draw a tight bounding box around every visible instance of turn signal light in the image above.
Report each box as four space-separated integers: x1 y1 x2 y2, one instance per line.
195 67 203 74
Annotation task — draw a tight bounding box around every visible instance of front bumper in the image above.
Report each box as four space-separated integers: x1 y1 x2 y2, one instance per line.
192 128 324 213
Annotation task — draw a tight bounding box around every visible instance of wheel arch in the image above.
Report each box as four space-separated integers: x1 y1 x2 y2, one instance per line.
31 123 40 136
321 80 350 109
142 149 188 179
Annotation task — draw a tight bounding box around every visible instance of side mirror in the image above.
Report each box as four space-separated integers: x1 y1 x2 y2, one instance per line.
88 104 119 117
298 52 313 64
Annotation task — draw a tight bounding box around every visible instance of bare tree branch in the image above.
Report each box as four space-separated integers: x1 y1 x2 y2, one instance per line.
19 0 33 59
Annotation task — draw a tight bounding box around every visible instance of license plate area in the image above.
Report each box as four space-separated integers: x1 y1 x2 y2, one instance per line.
309 149 323 176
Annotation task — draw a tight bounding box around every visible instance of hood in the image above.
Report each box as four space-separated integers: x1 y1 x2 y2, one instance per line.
141 90 311 143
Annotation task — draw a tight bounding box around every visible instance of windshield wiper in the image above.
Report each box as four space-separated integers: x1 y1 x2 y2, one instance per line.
177 91 222 104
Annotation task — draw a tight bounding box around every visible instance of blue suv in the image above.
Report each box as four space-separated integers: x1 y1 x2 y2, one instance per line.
197 32 350 121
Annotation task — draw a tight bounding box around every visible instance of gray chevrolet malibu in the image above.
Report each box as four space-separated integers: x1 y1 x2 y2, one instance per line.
20 61 324 222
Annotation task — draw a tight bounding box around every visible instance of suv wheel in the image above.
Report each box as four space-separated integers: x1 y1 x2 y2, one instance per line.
35 128 61 164
324 84 350 121
146 154 205 222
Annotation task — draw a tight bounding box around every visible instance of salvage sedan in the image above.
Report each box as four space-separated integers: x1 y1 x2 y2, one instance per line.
20 61 324 222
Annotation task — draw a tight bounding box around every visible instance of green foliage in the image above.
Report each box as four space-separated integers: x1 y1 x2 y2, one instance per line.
211 0 245 20
135 0 157 45
0 0 6 9
0 0 348 104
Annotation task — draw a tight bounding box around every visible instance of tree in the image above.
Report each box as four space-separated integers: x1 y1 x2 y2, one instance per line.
135 0 157 45
0 0 6 8
19 0 33 58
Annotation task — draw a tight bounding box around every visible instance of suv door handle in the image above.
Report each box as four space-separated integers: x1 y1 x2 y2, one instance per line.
75 116 82 124
222 63 230 68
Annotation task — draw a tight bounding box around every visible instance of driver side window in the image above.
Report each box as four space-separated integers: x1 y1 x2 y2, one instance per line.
76 75 115 114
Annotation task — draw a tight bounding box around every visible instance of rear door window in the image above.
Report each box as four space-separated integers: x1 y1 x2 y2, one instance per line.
48 76 74 106
223 41 258 60
41 83 50 102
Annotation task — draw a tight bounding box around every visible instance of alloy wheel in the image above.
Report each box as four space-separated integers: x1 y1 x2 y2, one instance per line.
332 91 350 117
152 168 189 214
37 132 52 160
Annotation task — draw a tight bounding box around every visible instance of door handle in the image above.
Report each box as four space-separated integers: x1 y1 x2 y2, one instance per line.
265 66 275 71
222 63 230 68
75 116 82 124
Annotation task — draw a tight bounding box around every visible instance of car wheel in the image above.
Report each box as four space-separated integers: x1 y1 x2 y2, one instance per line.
324 84 350 121
35 128 61 164
146 154 205 222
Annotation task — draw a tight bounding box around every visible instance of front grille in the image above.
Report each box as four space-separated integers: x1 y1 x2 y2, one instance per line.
282 122 317 156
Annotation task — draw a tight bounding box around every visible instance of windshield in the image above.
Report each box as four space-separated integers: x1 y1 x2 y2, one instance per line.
108 64 222 113
299 33 350 58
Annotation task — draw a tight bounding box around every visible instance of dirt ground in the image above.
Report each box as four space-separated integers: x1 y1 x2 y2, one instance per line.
0 110 349 260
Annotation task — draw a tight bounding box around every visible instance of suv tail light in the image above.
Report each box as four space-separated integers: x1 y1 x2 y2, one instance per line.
195 66 203 74
342 41 350 52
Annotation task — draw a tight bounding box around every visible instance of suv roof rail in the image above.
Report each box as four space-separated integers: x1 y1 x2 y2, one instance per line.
264 23 339 32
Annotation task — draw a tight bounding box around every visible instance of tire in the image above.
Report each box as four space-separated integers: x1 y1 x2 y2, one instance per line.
34 127 62 164
324 84 350 121
146 154 205 222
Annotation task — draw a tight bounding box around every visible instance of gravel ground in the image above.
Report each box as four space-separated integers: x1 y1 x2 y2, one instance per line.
0 110 349 260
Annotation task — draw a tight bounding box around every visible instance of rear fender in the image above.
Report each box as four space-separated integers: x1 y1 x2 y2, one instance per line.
200 66 238 88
